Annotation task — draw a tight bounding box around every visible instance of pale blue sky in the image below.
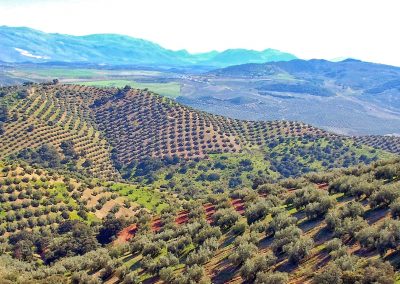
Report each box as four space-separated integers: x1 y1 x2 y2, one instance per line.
0 0 399 66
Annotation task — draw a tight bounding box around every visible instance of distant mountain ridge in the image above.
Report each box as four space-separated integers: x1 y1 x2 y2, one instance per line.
0 26 297 68
174 58 400 135
208 58 400 92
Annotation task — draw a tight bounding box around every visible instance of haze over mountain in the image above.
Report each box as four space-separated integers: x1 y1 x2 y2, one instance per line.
0 26 297 68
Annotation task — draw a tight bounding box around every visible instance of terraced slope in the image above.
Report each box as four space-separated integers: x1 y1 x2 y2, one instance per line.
88 85 391 191
0 160 176 238
1 158 399 284
0 84 118 179
106 158 400 284
92 87 332 165
354 135 400 155
0 83 396 184
0 83 400 284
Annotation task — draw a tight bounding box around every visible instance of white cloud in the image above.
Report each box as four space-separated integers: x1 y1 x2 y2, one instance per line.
0 0 399 66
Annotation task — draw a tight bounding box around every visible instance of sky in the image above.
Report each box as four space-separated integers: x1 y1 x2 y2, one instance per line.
0 0 399 66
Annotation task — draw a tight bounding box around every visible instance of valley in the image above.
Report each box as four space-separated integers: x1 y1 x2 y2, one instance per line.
2 57 400 136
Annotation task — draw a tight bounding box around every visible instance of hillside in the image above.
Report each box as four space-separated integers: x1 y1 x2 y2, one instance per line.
0 83 399 284
0 83 392 192
1 157 399 283
0 160 177 235
354 136 400 156
0 26 296 68
0 84 119 180
108 158 400 284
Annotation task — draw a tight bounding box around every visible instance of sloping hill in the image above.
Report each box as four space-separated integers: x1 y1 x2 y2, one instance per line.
0 83 393 185
102 158 400 284
0 84 119 180
208 58 400 111
91 86 331 164
209 59 400 85
117 158 400 284
0 83 399 283
1 157 399 283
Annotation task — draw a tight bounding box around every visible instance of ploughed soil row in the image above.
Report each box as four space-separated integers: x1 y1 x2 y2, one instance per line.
115 199 247 244
115 183 329 244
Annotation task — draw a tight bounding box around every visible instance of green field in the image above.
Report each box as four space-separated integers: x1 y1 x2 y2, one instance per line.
110 183 169 212
79 80 181 98
13 68 103 79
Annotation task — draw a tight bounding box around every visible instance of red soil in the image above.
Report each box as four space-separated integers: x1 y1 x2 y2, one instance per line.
115 198 245 244
114 184 327 244
316 182 329 189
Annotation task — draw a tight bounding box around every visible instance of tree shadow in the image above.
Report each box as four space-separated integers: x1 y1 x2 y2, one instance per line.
353 247 378 258
143 275 159 284
259 235 274 249
293 210 306 220
298 218 323 233
315 252 330 269
364 207 389 224
313 227 334 244
336 195 354 203
211 259 237 284
275 259 298 273
384 250 400 269
221 233 236 247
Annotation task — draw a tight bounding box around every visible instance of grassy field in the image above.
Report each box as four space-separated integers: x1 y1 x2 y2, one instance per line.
110 183 170 212
79 80 181 98
13 68 103 79
17 68 164 78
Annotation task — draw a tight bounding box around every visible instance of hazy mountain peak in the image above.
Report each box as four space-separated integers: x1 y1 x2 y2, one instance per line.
0 26 297 68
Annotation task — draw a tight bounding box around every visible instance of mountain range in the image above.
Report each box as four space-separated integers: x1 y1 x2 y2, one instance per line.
0 26 297 68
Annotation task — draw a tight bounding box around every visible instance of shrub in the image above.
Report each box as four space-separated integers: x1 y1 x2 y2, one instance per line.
240 252 277 281
231 221 247 235
304 196 336 220
325 238 343 253
313 264 343 284
271 225 301 256
159 267 175 283
229 241 258 266
375 164 400 180
325 202 367 238
97 215 126 244
390 198 400 218
267 211 297 236
255 271 289 284
212 208 240 230
186 264 208 283
245 200 271 224
284 236 314 264
369 184 400 208
122 271 141 284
